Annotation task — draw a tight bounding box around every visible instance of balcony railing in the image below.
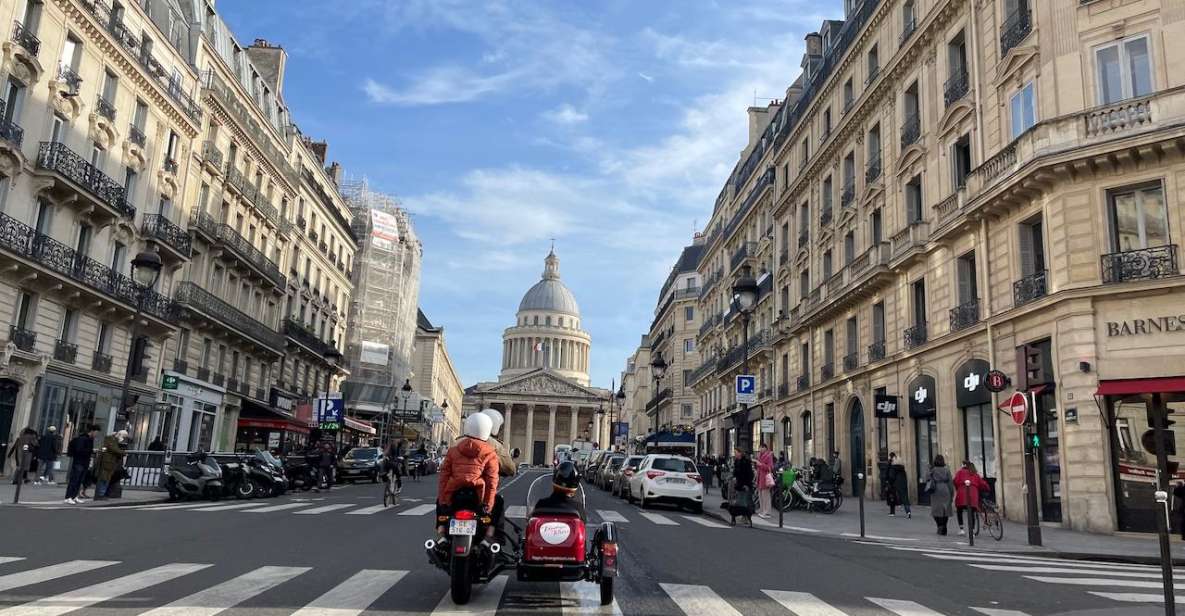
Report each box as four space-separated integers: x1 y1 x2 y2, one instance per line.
142 214 192 258
900 111 921 149
8 325 35 352
821 362 834 381
201 141 223 169
797 375 810 391
904 322 928 350
37 141 133 219
128 124 146 147
841 181 855 208
865 152 882 183
1013 270 1047 306
11 20 40 55
92 351 113 373
216 223 285 287
730 241 757 271
283 317 339 358
900 16 917 47
1101 245 1180 284
54 339 78 363
949 298 980 331
174 282 284 353
865 64 880 86
57 65 82 94
868 339 886 362
162 158 178 174
778 383 790 399
1000 7 1032 57
843 352 858 372
1086 97 1153 137
944 67 970 107
0 100 22 147
95 95 116 121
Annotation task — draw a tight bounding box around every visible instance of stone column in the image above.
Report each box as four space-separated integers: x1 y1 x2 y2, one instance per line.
569 406 578 445
546 405 557 460
502 403 513 451
526 405 536 464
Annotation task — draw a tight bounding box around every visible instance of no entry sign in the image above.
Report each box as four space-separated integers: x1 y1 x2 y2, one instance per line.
1003 391 1029 426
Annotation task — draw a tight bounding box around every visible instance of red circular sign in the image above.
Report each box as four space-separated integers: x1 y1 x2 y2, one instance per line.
1004 392 1028 426
986 370 1009 393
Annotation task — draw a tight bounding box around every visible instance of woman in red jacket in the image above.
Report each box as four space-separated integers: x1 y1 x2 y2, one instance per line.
953 460 990 536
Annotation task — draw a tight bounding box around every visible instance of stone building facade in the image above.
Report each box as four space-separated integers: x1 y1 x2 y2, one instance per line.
645 237 704 439
413 309 463 446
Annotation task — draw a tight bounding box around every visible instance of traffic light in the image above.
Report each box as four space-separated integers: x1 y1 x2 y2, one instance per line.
1030 433 1041 449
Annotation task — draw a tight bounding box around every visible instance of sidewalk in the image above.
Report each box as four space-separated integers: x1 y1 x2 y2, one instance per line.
0 480 166 507
700 484 1185 564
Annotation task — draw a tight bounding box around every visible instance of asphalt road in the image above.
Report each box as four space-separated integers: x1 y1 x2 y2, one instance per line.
0 467 1170 615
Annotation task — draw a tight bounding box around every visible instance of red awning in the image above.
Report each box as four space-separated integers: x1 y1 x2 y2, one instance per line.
1097 377 1185 396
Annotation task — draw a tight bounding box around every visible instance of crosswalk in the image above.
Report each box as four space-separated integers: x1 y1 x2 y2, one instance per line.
0 554 1031 615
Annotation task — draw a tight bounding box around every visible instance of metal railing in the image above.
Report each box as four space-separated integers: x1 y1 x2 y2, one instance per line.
949 299 980 331
174 282 285 352
216 223 285 287
201 141 223 169
900 111 921 148
95 94 116 121
1013 270 1047 306
0 100 23 147
54 339 78 363
1101 245 1180 284
162 158 178 174
92 351 113 373
283 318 339 357
57 65 82 94
128 124 146 147
821 362 834 381
1000 6 1032 57
11 20 40 55
944 67 969 107
777 383 790 399
900 15 917 47
730 241 757 271
904 322 928 350
868 340 886 362
142 214 192 258
8 325 35 352
37 141 133 218
797 375 810 391
843 352 858 372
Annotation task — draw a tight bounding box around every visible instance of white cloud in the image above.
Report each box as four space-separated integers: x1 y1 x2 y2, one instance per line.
542 104 589 125
637 72 654 83
362 67 524 106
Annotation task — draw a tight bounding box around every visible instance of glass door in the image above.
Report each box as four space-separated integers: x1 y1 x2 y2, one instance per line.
915 417 937 505
1036 390 1062 522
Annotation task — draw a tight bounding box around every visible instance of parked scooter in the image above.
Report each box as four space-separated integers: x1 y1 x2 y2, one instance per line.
163 451 224 501
245 451 286 497
221 456 256 499
282 454 317 492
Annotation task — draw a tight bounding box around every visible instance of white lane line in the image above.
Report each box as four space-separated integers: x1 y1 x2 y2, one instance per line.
659 583 744 616
637 512 677 526
596 510 629 523
0 560 119 592
971 563 1185 579
889 545 1161 570
0 562 211 616
345 504 389 515
680 515 729 529
399 504 437 516
429 574 509 616
560 581 624 615
295 504 356 515
866 597 946 616
1024 576 1185 590
917 552 1162 571
244 503 312 513
1088 591 1185 603
191 502 265 512
762 589 847 615
971 609 1033 616
751 517 821 532
505 506 528 519
131 502 215 511
840 533 919 541
0 558 24 566
139 565 310 616
290 569 408 616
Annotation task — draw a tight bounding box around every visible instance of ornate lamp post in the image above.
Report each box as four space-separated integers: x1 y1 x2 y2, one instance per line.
650 352 668 439
395 379 413 445
321 348 343 441
115 251 162 432
731 268 759 453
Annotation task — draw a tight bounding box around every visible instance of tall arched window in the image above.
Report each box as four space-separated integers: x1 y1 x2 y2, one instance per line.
546 316 552 326
781 417 793 463
801 411 814 466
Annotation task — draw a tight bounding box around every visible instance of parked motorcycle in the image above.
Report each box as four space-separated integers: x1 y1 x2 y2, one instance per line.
247 451 287 497
163 451 224 501
777 466 843 513
282 454 317 492
221 456 257 499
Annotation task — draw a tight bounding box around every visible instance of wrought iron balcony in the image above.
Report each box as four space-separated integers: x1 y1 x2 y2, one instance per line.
174 282 285 354
196 367 210 382
730 241 757 271
95 95 116 121
841 182 855 208
128 124 146 148
8 325 35 352
0 101 23 147
778 383 789 399
227 378 239 393
57 65 82 94
799 229 809 248
868 339 886 362
900 16 917 47
900 111 921 149
949 299 980 331
843 352 859 372
821 362 834 381
865 64 880 86
216 223 285 287
944 68 969 107
173 359 189 375
54 339 78 363
37 141 134 219
1102 245 1180 284
904 322 928 350
820 207 832 226
866 153 882 183
92 351 113 373
201 141 223 169
142 214 192 259
797 374 810 391
11 20 40 55
296 216 307 231
1013 270 1047 306
1000 6 1032 57
162 158 178 174
283 317 339 358
212 372 225 387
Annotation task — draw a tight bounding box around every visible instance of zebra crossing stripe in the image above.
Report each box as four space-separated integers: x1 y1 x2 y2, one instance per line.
762 589 847 616
0 562 211 616
295 504 357 515
970 608 1033 616
1088 591 1185 604
660 583 744 616
971 563 1185 579
637 513 677 526
0 560 119 592
680 515 728 529
596 510 629 523
245 503 313 513
345 504 389 515
138 502 218 511
751 517 821 532
289 569 408 616
192 502 264 512
840 533 919 542
559 581 623 615
138 565 310 616
429 574 508 616
506 506 528 519
0 558 24 566
399 504 437 516
866 597 946 615
917 552 1161 572
1023 576 1185 590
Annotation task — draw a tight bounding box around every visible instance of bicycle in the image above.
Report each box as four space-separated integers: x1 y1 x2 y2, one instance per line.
980 498 1003 541
382 469 402 508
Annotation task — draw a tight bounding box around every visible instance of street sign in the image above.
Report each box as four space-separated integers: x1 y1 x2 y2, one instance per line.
1003 391 1028 426
161 374 179 390
736 375 757 404
874 394 899 418
985 370 1010 393
760 418 775 433
316 396 344 424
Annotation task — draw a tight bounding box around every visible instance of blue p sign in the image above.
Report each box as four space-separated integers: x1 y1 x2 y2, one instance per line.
736 375 757 403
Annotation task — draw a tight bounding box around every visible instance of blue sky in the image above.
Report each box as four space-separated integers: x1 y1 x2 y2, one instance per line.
218 1 840 389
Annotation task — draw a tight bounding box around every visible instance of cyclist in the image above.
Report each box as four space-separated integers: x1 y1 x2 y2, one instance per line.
953 460 990 535
382 443 403 495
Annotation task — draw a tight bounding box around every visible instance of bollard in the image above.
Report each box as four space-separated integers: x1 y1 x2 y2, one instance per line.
779 482 784 528
858 472 866 538
1155 489 1177 614
964 479 974 547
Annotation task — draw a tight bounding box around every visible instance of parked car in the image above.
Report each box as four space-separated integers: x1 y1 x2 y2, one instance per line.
615 455 645 498
578 449 603 475
336 447 383 483
625 454 704 512
584 450 609 484
599 454 627 491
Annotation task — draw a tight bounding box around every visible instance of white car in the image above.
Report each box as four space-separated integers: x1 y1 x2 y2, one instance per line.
626 454 704 513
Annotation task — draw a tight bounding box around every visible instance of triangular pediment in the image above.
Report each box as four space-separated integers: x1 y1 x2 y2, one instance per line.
487 369 599 398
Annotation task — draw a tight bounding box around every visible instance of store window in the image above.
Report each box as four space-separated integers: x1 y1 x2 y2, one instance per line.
188 401 217 451
801 411 813 465
956 359 996 497
781 417 792 462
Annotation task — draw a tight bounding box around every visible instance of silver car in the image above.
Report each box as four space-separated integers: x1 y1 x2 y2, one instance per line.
599 454 627 491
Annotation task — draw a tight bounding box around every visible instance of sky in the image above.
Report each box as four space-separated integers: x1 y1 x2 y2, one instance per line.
217 0 841 389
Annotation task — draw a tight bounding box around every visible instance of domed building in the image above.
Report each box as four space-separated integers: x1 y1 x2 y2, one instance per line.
464 249 609 465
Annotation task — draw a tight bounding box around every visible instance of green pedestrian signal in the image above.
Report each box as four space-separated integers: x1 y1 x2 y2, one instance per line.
1030 433 1040 449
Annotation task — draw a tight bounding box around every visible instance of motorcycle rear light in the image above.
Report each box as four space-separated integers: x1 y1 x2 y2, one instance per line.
455 545 466 554
688 473 703 483
601 543 618 557
454 510 477 521
645 471 665 480
437 515 450 522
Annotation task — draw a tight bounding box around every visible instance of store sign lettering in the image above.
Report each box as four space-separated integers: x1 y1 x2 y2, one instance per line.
1106 316 1185 337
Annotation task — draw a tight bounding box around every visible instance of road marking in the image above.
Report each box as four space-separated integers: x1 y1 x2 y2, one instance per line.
429 574 508 616
0 558 24 566
560 581 623 615
1089 591 1185 603
1024 576 1185 590
191 502 265 512
971 563 1185 579
659 583 743 616
506 506 527 519
138 565 310 616
0 560 118 592
970 609 1033 616
295 504 357 515
596 510 629 523
291 569 408 616
131 502 214 511
637 513 677 526
345 504 388 515
0 562 210 616
762 590 847 615
910 550 1161 571
680 515 728 528
751 517 821 532
866 597 945 615
244 502 313 513
399 504 437 516
840 532 919 541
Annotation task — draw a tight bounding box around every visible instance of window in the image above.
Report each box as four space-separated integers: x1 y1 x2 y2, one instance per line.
822 176 833 212
823 329 834 369
101 69 118 104
844 231 855 265
957 251 978 305
872 301 886 344
97 322 112 353
1018 215 1046 277
952 134 972 188
124 168 138 206
875 386 889 459
684 339 695 353
60 308 78 343
681 404 693 419
871 208 883 244
1109 182 1168 251
905 175 923 222
1010 82 1036 138
165 130 179 163
3 78 25 126
800 341 810 377
846 316 858 358
843 78 854 110
964 403 996 479
823 250 832 279
825 403 836 456
799 270 810 299
75 223 91 258
684 306 694 321
1096 36 1152 105
912 279 927 326
60 35 80 70
802 412 813 465
798 202 809 238
14 291 34 329
34 199 52 235
50 114 66 144
201 338 212 368
823 108 832 136
133 99 147 130
867 44 879 80
801 138 809 164
903 0 916 32
110 241 126 275
175 328 189 362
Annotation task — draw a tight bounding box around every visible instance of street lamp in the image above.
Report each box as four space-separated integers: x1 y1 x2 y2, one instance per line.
321 348 342 441
650 352 667 439
732 267 759 454
115 251 162 432
397 379 413 444
615 385 625 451
441 400 450 441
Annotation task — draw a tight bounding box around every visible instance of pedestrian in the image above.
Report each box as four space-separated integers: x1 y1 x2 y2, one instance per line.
316 441 335 491
1174 481 1185 541
830 450 843 479
887 456 911 518
726 447 755 527
146 437 165 452
7 427 37 485
36 426 61 485
94 430 128 500
64 425 98 504
756 443 774 519
953 460 990 535
926 455 954 535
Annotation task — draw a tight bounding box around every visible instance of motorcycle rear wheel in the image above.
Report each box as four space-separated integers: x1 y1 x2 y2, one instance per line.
449 554 472 605
234 479 255 499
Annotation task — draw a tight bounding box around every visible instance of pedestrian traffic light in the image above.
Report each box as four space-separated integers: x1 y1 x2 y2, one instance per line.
1030 433 1041 449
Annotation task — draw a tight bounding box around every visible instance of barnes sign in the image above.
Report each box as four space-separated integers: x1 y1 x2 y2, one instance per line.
1105 316 1185 337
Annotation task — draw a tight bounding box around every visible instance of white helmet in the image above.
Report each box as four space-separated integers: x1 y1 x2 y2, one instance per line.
481 409 504 436
463 413 493 442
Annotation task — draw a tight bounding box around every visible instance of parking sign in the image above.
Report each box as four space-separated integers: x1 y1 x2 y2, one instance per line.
736 375 757 404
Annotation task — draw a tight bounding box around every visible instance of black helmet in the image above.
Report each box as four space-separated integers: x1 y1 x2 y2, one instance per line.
553 461 580 494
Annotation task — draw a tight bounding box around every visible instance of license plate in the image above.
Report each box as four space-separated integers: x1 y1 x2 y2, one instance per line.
449 519 477 536
666 478 687 484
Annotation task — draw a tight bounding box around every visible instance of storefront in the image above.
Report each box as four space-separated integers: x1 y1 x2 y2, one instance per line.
160 371 224 452
236 394 309 454
32 366 157 448
908 374 938 505
955 359 997 500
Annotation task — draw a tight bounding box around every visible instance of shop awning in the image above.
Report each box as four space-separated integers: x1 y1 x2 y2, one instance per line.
344 416 376 435
1097 377 1185 396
